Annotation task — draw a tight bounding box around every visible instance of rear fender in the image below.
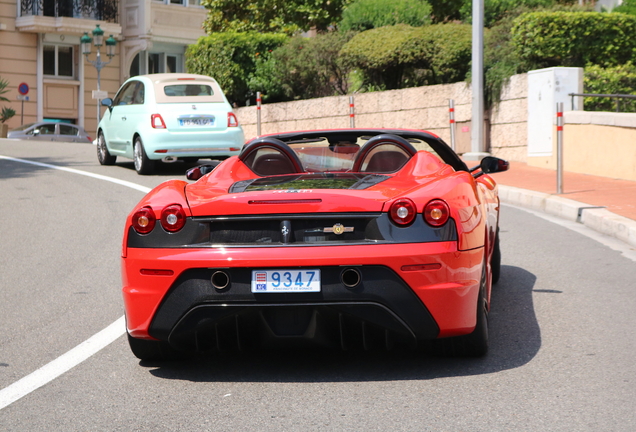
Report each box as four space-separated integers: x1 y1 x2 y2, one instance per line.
122 180 189 258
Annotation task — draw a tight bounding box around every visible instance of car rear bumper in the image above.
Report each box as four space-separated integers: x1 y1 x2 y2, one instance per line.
143 128 245 159
122 242 484 349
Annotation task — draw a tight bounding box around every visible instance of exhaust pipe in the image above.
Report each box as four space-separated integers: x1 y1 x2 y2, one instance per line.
162 156 178 163
341 268 361 289
211 271 230 290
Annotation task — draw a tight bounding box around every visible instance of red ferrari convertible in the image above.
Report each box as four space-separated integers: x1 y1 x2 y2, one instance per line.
122 129 509 360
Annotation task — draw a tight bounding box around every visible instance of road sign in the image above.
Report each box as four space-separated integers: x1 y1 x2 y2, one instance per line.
18 83 29 95
92 90 108 100
17 95 29 101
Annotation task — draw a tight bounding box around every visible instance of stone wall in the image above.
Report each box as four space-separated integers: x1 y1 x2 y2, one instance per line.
235 73 529 161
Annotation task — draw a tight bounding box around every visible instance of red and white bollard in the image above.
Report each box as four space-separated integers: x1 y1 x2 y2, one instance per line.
556 102 564 194
256 91 262 137
349 96 355 128
449 99 456 151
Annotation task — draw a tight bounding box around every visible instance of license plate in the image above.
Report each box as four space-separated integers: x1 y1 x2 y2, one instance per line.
178 116 214 126
251 269 321 293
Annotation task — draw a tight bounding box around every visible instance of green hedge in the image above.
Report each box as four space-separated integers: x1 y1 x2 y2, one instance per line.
511 11 636 70
584 63 636 112
613 0 636 15
339 0 432 32
339 23 471 90
185 32 288 105
250 32 355 103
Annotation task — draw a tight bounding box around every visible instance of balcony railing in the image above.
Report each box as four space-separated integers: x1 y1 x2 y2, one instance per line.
20 0 118 23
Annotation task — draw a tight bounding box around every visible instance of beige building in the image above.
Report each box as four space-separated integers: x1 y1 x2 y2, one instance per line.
0 0 207 135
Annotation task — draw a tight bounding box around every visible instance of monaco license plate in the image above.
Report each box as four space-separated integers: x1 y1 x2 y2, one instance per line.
178 116 214 126
251 269 321 293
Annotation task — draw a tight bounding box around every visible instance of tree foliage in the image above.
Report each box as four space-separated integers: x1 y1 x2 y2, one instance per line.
459 0 577 27
0 77 16 124
338 0 432 32
249 32 355 103
613 0 636 15
512 11 636 70
201 0 351 34
427 0 463 23
185 32 288 105
584 63 636 112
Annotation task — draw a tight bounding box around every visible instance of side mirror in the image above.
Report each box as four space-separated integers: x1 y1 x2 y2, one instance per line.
32 129 40 136
101 98 113 107
186 162 220 181
470 156 509 178
480 156 509 174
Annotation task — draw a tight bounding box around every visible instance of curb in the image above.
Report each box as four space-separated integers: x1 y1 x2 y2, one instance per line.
499 185 636 249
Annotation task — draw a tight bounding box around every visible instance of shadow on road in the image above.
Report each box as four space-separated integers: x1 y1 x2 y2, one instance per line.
146 264 540 382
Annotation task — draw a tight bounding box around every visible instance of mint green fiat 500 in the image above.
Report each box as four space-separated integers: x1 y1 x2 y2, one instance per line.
97 73 245 175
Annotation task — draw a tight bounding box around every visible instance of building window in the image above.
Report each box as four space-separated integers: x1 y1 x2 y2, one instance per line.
130 51 184 77
148 53 161 74
43 44 75 78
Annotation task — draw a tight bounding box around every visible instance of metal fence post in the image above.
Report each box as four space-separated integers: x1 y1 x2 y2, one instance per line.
349 96 355 128
556 102 564 194
449 99 456 151
256 91 262 137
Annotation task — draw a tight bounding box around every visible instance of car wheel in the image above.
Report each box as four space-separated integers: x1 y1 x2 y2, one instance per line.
97 131 116 165
127 333 183 361
491 228 501 285
133 137 155 175
430 263 489 357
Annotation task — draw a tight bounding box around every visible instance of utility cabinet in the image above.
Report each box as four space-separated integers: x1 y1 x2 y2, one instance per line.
527 67 583 157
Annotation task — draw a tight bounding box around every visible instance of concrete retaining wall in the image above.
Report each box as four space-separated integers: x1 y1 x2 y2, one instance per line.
235 74 529 160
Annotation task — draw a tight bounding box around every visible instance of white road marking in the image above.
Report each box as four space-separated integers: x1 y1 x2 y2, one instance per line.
0 155 151 410
0 155 151 193
0 318 125 410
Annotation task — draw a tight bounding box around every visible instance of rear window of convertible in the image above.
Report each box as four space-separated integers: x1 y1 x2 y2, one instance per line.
229 173 389 193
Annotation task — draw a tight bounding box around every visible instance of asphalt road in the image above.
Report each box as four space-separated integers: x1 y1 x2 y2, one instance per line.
1 139 635 431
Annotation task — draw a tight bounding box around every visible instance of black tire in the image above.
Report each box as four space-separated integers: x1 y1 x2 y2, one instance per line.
97 131 116 165
133 137 155 175
430 264 489 357
491 228 501 285
127 333 183 361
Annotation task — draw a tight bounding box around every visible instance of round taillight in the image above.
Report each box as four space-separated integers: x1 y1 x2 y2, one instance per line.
424 199 450 227
389 198 416 226
161 204 186 232
132 206 156 234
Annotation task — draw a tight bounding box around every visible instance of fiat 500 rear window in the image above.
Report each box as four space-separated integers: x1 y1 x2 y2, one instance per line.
164 84 214 97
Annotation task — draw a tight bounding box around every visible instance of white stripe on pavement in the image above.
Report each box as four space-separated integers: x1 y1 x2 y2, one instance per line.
0 317 126 410
0 155 151 410
0 155 151 194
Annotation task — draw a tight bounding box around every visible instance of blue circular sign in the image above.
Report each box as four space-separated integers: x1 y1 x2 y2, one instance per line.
18 83 29 95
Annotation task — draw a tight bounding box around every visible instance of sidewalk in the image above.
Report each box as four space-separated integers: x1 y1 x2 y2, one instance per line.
492 162 636 249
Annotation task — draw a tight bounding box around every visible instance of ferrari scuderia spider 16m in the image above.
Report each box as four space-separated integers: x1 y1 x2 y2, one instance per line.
122 129 509 360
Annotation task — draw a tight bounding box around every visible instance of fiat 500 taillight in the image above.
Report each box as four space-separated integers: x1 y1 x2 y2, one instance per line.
228 112 239 128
